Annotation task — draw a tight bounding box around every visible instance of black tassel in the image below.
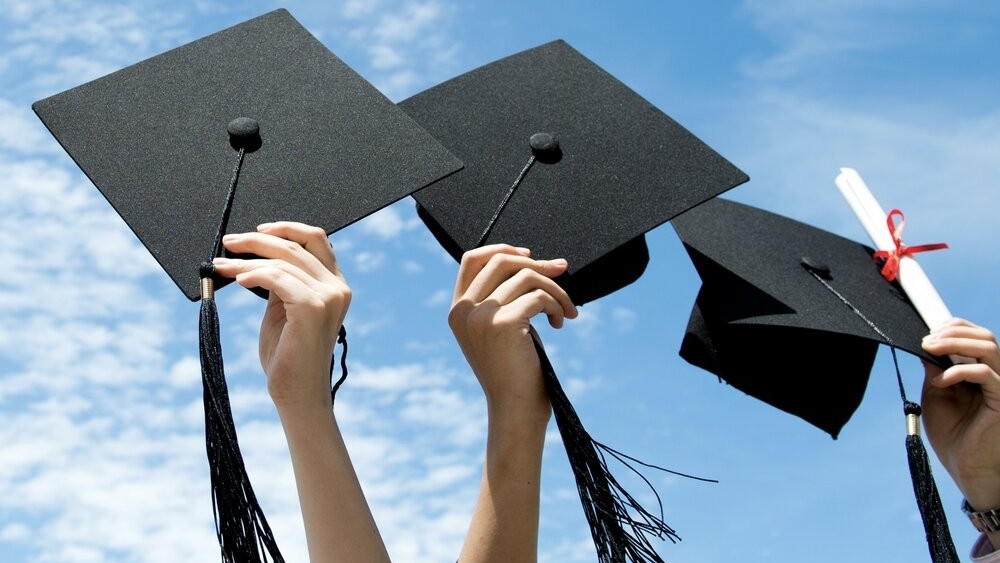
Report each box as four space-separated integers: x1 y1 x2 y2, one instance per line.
806 269 960 562
200 267 284 563
331 325 349 404
903 400 960 563
532 338 714 563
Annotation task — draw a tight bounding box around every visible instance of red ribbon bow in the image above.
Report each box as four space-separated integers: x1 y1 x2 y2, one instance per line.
873 208 949 282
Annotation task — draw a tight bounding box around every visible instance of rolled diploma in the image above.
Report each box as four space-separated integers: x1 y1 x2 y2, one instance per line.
835 167 969 363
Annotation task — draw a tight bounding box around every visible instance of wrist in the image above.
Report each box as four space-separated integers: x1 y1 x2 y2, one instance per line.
956 478 1000 518
962 499 1000 552
488 401 551 435
275 395 336 431
487 409 548 457
267 364 334 410
485 415 547 479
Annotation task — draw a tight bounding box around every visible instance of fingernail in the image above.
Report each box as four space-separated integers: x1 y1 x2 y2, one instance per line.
222 233 239 242
213 257 231 264
922 333 939 344
550 258 568 268
516 246 531 255
257 223 273 231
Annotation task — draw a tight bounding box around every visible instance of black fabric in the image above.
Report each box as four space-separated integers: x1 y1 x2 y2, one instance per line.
400 39 748 304
673 197 948 438
33 8 462 300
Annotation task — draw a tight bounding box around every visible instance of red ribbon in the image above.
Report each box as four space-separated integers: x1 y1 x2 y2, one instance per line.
873 208 949 282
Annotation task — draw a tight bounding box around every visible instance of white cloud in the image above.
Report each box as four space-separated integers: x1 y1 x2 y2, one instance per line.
0 99 54 155
358 205 408 239
166 356 200 388
354 250 386 272
727 90 1000 259
0 523 31 542
566 302 602 341
611 307 637 333
0 1 200 99
424 288 450 307
348 361 449 393
341 0 383 19
564 376 600 399
369 43 405 70
403 259 424 274
372 1 446 43
333 0 461 99
737 0 944 79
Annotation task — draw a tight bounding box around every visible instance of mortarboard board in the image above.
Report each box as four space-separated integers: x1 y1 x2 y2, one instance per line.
32 9 462 563
399 39 749 305
673 196 945 437
398 39 746 563
33 8 461 301
673 195 959 562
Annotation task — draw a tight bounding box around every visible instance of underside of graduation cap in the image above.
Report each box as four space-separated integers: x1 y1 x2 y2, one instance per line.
400 39 748 305
682 284 879 438
33 8 462 301
673 197 945 438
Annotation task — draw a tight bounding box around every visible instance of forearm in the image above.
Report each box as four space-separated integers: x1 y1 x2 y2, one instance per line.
277 404 390 563
459 412 548 563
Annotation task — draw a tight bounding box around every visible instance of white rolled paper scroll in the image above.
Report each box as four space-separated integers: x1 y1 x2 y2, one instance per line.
834 167 969 363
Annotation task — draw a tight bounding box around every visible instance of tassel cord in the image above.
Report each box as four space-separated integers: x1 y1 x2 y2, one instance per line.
197 143 283 563
806 270 958 563
533 337 718 563
330 325 349 404
200 297 283 562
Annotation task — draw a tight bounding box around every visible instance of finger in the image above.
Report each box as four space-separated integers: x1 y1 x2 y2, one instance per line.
454 245 531 300
927 319 994 341
923 330 1000 374
486 267 577 320
213 256 343 298
256 222 343 278
930 317 983 333
232 264 314 305
462 253 570 305
220 230 337 285
492 288 570 330
232 264 350 321
927 362 1000 411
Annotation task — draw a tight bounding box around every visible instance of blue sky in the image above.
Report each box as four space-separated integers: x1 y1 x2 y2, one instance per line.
1 1 999 562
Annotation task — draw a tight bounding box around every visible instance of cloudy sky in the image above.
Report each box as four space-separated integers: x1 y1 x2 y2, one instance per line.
1 1 999 562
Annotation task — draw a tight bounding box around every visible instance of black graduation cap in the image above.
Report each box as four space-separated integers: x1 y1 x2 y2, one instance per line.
672 196 945 438
398 40 746 563
673 197 959 562
399 39 749 305
33 8 461 301
31 9 461 563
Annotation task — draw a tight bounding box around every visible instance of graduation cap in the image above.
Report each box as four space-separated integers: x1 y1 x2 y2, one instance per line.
32 9 461 563
399 40 747 562
399 39 749 305
673 194 959 562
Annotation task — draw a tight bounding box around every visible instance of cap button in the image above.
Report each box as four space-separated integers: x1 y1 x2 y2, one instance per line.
228 117 262 152
529 132 562 164
800 256 832 279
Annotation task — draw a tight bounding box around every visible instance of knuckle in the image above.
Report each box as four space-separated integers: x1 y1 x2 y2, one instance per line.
320 284 350 309
303 224 328 243
448 300 470 327
282 238 303 254
985 340 1000 358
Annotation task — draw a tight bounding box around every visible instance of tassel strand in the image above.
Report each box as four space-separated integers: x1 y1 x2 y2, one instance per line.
533 337 715 563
